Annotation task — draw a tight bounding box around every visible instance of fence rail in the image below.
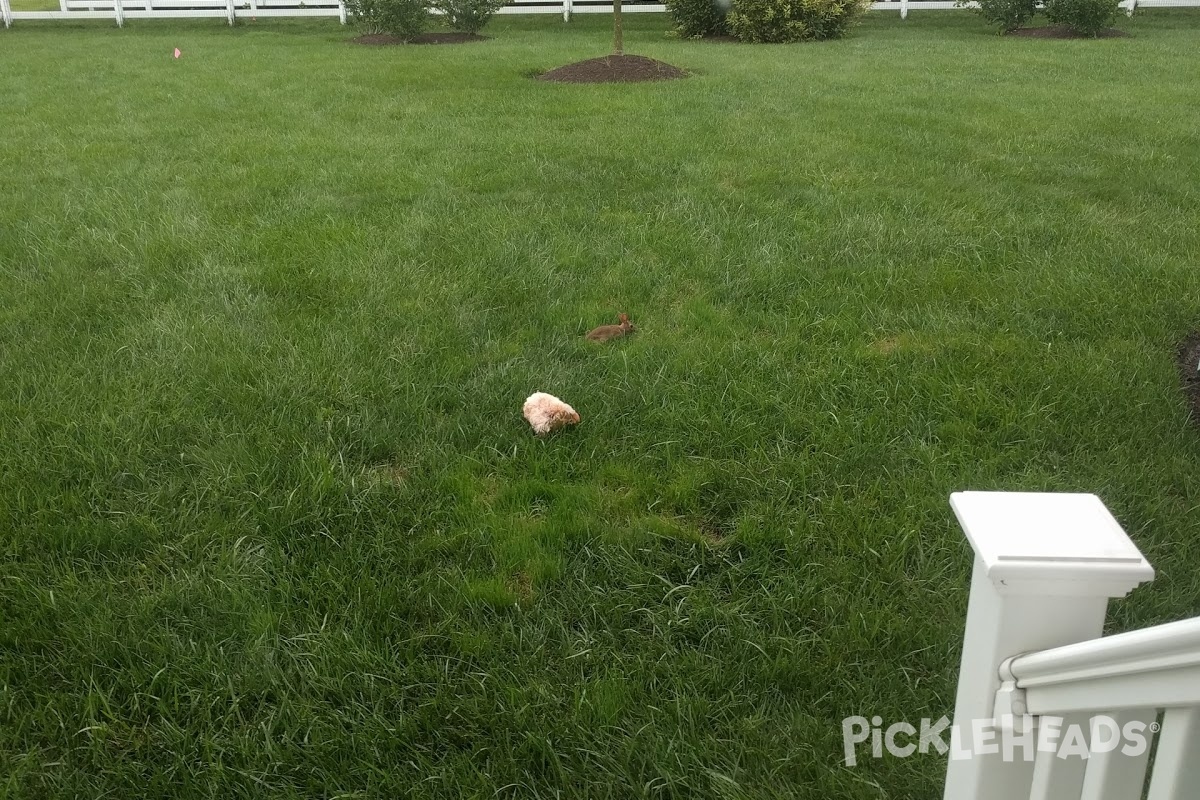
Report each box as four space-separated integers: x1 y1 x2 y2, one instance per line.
1002 617 1200 714
5 0 1194 27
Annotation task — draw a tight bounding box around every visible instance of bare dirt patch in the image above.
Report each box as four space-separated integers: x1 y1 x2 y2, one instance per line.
868 333 931 356
871 336 907 355
511 572 534 604
536 55 688 84
693 516 728 547
1178 331 1200 425
364 463 409 488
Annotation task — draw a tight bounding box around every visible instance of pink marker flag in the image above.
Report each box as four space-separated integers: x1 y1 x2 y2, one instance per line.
173 48 181 58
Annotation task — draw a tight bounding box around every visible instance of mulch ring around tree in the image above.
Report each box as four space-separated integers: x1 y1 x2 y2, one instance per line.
536 55 688 84
351 33 490 45
1010 25 1128 38
1178 331 1200 425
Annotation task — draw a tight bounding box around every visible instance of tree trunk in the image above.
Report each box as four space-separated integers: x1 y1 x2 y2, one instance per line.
613 0 623 55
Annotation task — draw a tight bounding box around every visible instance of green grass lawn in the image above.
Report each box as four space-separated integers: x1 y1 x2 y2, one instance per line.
9 0 57 10
2 9 1200 798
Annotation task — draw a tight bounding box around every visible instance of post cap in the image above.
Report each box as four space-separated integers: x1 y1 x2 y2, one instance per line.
950 491 1154 597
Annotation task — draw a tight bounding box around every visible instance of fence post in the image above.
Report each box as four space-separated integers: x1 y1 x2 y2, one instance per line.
113 0 124 27
1 0 11 29
225 0 234 24
1125 0 1137 15
337 0 346 23
942 491 1154 800
900 0 908 19
562 0 571 22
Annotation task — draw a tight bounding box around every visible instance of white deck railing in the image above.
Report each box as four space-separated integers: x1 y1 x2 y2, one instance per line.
4 0 1187 27
944 491 1200 800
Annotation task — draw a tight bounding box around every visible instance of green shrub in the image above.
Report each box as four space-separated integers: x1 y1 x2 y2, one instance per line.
433 0 506 33
347 0 386 33
665 0 728 38
348 0 431 39
1044 0 1121 35
957 0 1037 33
726 0 866 43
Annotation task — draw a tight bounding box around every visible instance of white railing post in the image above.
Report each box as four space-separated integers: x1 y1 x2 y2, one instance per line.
1 0 12 29
1081 709 1156 797
900 0 908 19
943 492 1154 800
1147 707 1200 799
562 0 571 22
226 0 235 24
337 0 346 23
113 0 124 27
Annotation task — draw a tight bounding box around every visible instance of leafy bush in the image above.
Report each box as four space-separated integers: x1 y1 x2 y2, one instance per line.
433 0 506 33
347 0 386 33
1044 0 1121 35
957 0 1037 33
348 0 431 39
665 0 728 38
726 0 866 43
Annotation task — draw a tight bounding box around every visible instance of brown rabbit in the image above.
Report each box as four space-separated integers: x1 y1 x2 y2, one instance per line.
586 313 636 342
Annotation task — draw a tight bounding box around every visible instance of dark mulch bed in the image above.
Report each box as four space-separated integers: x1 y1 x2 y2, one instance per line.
1010 25 1128 38
1178 332 1200 425
537 55 688 84
351 32 490 45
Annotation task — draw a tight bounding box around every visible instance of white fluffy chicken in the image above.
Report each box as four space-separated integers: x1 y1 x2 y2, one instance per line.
522 392 580 435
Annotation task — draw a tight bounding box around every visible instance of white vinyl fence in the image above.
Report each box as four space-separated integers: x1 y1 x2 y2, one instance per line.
943 491 1200 800
4 0 648 26
3 0 1193 27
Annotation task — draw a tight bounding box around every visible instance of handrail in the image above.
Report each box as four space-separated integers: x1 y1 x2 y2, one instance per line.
994 616 1200 717
1004 617 1200 687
